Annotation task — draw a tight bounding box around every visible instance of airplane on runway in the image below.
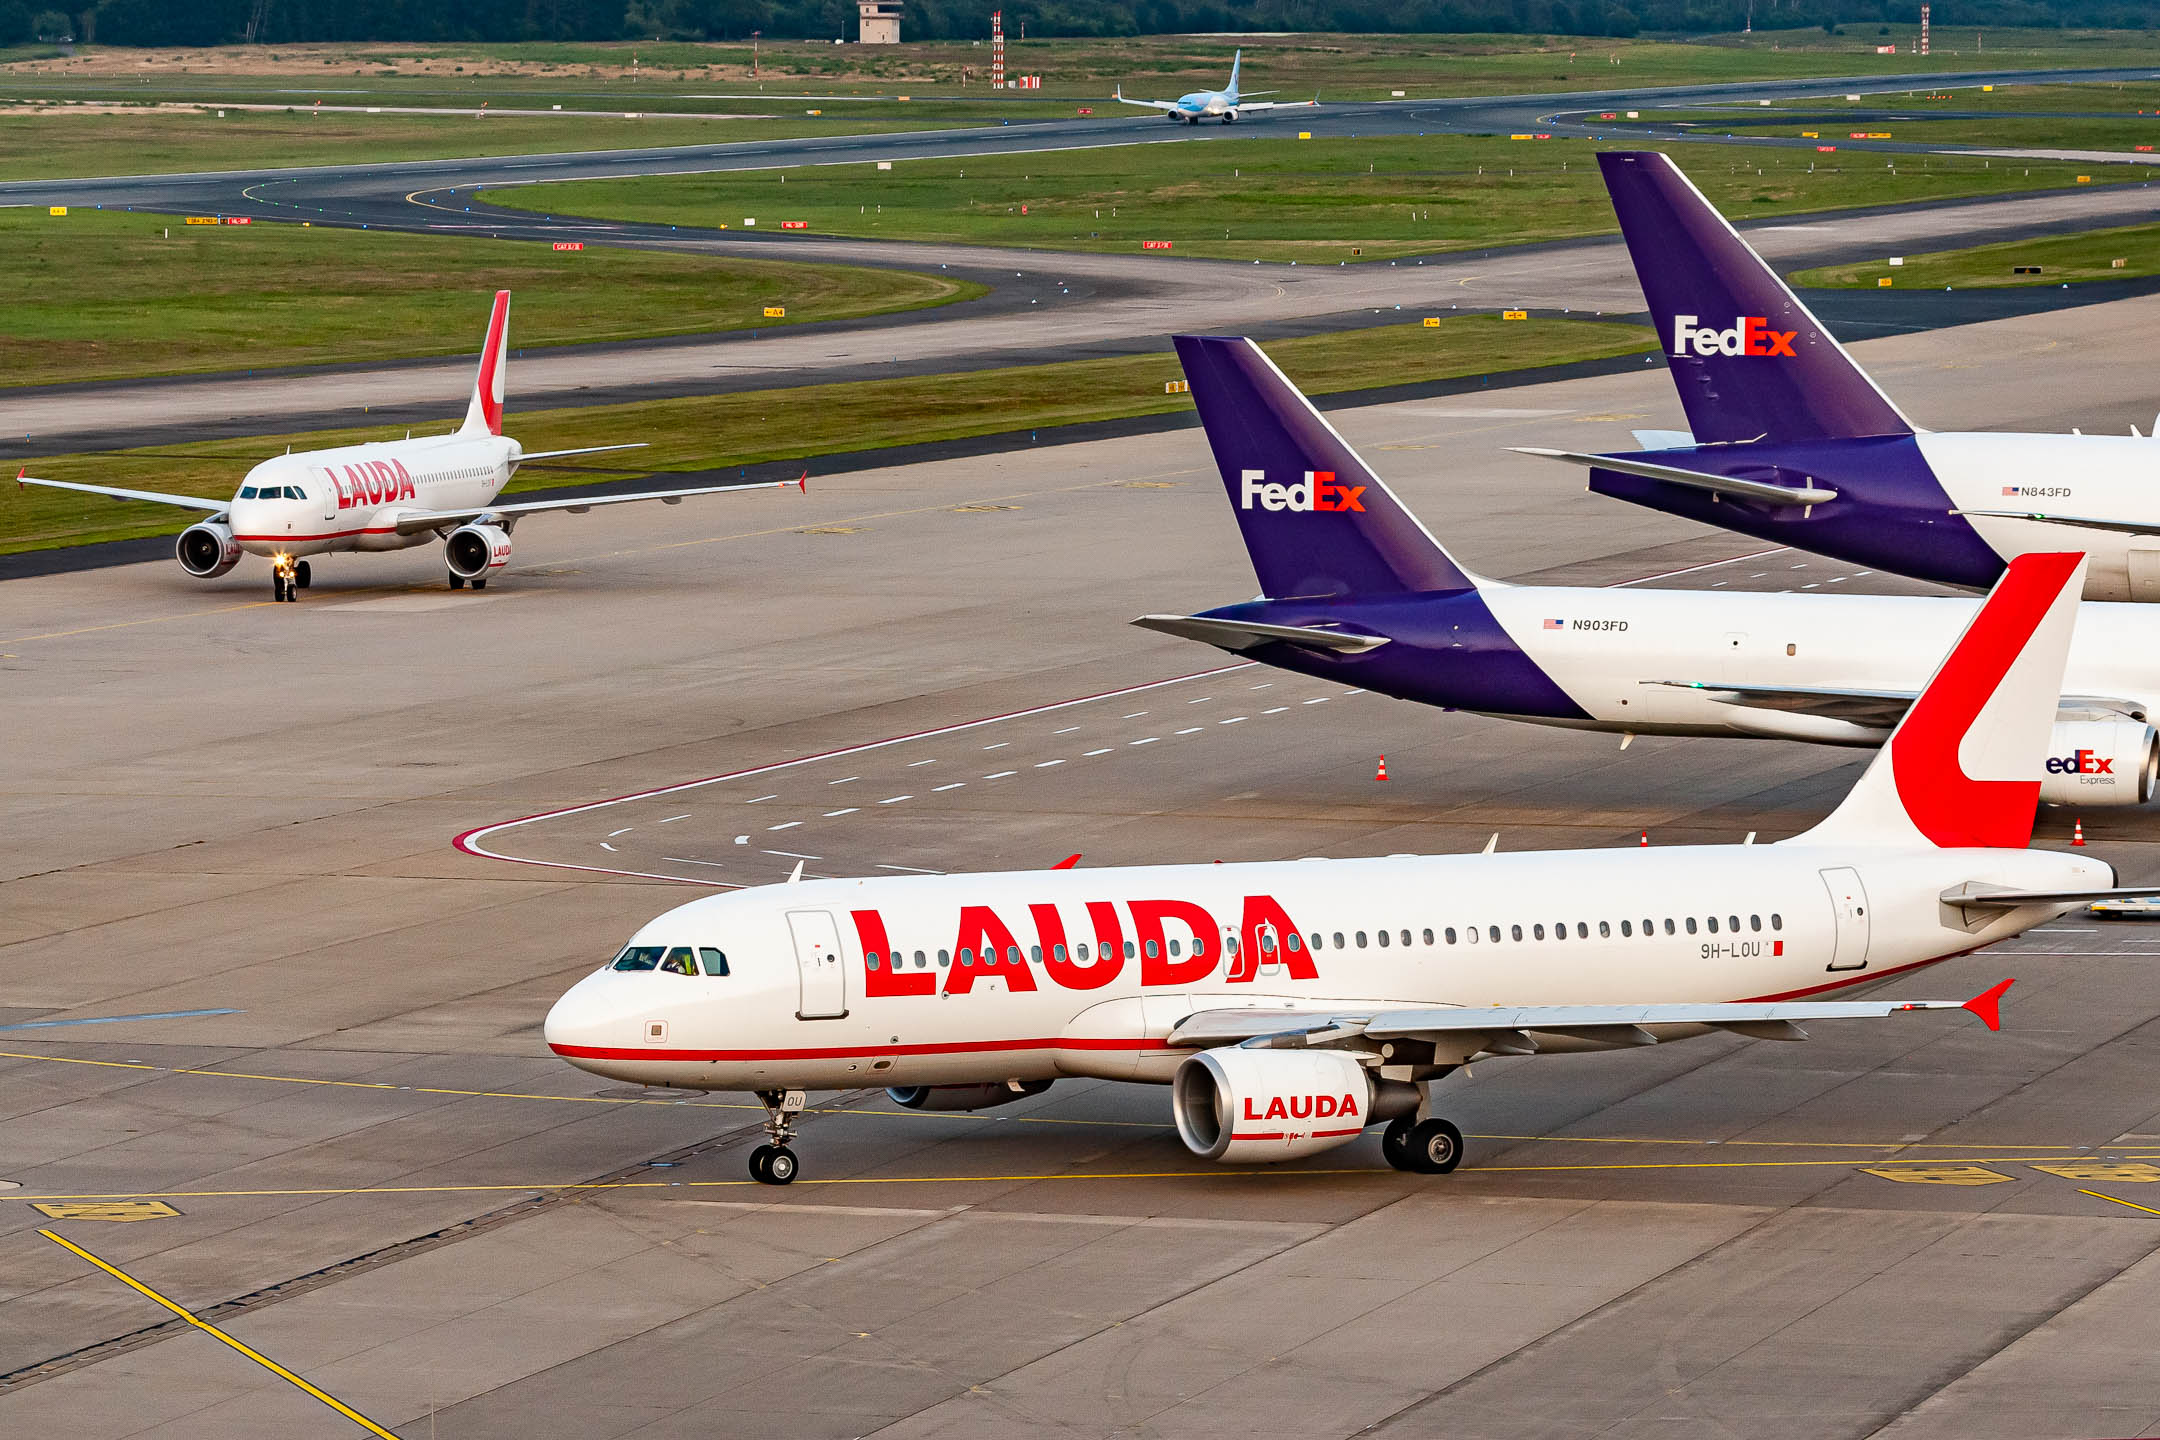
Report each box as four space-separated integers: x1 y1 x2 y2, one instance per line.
1114 50 1317 124
546 551 2146 1185
1519 150 2160 603
1139 334 2160 808
15 291 796 602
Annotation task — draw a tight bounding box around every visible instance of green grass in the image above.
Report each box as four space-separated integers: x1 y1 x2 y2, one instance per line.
496 134 2141 264
5 313 1652 555
0 208 981 387
1658 112 2160 153
1790 219 2160 289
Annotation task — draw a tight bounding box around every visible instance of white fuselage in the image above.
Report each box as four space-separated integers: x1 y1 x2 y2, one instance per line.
1476 581 2158 740
544 843 2100 1094
1925 432 2157 601
226 432 521 559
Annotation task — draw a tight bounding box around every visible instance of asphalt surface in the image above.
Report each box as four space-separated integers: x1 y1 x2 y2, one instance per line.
5 296 2160 1437
5 63 2160 454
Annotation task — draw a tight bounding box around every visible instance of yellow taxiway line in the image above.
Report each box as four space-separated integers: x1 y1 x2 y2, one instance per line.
38 1229 400 1438
2080 1188 2160 1216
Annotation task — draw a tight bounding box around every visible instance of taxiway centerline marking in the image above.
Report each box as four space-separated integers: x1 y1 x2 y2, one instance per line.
2080 1188 2160 1216
38 1230 401 1439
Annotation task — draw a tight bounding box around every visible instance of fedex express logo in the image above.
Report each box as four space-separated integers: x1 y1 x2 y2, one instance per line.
2047 749 2115 777
1239 469 1365 514
1670 314 1797 359
320 460 417 511
852 894 1311 999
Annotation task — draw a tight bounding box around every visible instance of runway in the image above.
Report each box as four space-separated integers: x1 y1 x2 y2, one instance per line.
5 296 2160 1436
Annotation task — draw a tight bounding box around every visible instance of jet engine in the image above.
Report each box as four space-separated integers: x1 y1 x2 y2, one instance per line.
2041 719 2159 806
175 520 241 579
1173 1048 1396 1162
445 523 511 581
886 1080 1053 1111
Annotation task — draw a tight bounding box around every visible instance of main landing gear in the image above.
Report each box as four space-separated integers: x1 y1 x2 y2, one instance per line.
749 1088 807 1184
270 556 308 602
446 573 487 591
1381 1114 1463 1175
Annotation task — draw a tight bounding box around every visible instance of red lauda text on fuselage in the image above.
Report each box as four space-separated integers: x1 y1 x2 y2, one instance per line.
322 459 418 511
851 894 1310 999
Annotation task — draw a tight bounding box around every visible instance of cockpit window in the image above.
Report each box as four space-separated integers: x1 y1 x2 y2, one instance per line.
238 485 260 499
659 946 696 975
699 947 729 977
610 945 664 972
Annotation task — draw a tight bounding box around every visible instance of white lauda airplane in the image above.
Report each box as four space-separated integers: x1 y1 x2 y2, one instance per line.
16 291 795 601
1141 335 2160 810
547 552 2143 1186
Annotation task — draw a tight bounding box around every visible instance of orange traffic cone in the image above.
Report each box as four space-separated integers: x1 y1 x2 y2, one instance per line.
1375 755 1389 782
2073 818 2086 846
1639 830 1649 846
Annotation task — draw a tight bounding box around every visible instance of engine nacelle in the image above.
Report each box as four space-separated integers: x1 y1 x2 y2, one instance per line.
445 523 511 580
1173 1048 1374 1162
887 1080 1052 1112
2041 719 2158 806
175 520 241 579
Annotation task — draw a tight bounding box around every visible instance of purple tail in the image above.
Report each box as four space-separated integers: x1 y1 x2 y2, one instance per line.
1598 151 1913 445
1174 335 1475 599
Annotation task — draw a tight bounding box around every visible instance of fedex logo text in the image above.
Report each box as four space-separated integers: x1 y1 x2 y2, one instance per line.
1670 314 1798 359
2047 749 2115 776
1240 469 1365 514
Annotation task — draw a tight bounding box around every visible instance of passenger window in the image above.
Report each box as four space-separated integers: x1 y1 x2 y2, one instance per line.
1489 926 1501 943
611 945 663 972
1398 929 1410 947
1167 939 1180 957
1422 929 1433 946
959 947 975 966
938 949 951 967
1052 943 1067 961
1663 919 1675 935
1749 915 1762 932
1333 932 1345 949
1686 917 1699 934
1598 921 1610 938
1261 931 1277 953
1577 922 1589 939
1355 931 1367 948
1006 946 1021 964
1706 917 1719 934
1444 927 1457 944
1075 942 1089 960
1125 941 1136 959
699 948 729 977
1620 920 1632 937
660 947 697 975
1551 922 1564 941
1287 933 1304 953
1729 915 1741 933
865 952 883 971
1771 913 1783 930
1031 944 1044 962
1510 924 1523 942
1533 924 1545 940
1377 930 1390 948
913 950 927 969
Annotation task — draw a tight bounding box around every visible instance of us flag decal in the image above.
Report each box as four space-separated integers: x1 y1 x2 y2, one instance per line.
1543 618 1565 630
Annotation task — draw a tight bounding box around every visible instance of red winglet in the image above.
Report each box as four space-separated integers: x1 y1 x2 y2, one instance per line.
1051 854 1080 870
1963 977 2015 1032
797 471 808 493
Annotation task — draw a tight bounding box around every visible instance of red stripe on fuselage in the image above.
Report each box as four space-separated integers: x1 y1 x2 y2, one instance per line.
549 1034 1172 1064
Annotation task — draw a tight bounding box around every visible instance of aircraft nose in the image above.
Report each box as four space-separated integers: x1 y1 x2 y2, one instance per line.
543 971 641 1061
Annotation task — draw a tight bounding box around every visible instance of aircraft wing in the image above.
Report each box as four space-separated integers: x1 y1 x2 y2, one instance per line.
516 442 650 463
1512 447 1838 508
1132 613 1390 655
391 476 802 536
1645 680 2145 729
1171 981 2010 1063
16 470 228 512
1114 94 1183 112
1232 98 1318 112
1953 508 2160 538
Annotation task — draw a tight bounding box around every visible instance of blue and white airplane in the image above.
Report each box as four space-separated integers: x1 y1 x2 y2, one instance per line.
1137 333 2160 808
1114 51 1316 124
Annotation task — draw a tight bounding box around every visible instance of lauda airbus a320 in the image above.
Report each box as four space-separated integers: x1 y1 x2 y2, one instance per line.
16 291 796 601
546 552 2149 1185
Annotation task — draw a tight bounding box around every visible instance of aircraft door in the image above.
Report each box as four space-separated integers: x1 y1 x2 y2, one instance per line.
1819 867 1871 971
787 910 848 1019
315 469 337 525
2128 550 2160 602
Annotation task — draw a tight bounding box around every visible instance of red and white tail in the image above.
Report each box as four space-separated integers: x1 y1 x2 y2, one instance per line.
460 290 511 437
1800 552 2086 850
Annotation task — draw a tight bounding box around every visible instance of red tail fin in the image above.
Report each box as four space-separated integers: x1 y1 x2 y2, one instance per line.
461 290 511 437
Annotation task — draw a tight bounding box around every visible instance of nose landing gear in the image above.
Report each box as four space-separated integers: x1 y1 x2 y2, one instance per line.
749 1088 807 1184
270 553 303 602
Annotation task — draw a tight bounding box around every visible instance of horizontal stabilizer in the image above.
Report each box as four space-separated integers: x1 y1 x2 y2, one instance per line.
1943 882 2160 908
1655 681 2143 730
1631 429 1696 451
1132 613 1390 655
1513 447 1837 507
1952 508 2160 539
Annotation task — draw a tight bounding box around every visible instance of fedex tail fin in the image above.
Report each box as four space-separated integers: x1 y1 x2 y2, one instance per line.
1799 552 2085 850
1226 50 1241 101
1597 152 1913 446
1174 334 1478 599
460 290 511 437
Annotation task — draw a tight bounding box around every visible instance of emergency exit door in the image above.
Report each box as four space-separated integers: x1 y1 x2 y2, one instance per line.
1819 867 1871 972
788 910 847 1019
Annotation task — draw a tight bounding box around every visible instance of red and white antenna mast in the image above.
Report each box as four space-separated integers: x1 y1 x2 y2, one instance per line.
1919 4 1930 54
991 10 1005 89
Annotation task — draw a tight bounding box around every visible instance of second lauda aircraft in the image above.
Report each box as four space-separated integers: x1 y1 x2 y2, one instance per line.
549 551 2140 1185
1142 335 2160 806
1523 151 2160 601
17 290 796 601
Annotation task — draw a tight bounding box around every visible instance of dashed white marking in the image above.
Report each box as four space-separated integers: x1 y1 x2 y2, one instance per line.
933 782 966 792
660 814 691 824
600 842 618 852
1130 737 1159 747
748 794 778 804
1263 707 1287 715
608 828 633 837
1084 748 1112 756
665 856 728 869
1034 760 1065 769
1303 697 1328 705
879 795 913 805
878 863 944 874
1122 711 1148 719
734 835 749 845
983 742 1010 751
1220 716 1247 725
765 849 820 860
985 770 1017 779
769 821 803 831
907 758 939 767
1188 696 1212 704
1251 682 1272 689
824 808 859 817
1053 726 1080 734
1177 727 1202 735
828 776 859 786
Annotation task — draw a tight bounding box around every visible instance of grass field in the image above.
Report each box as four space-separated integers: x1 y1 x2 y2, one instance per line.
4 313 1653 555
1790 219 2160 289
1660 80 2160 116
0 209 980 387
497 134 2138 264
1652 112 2160 152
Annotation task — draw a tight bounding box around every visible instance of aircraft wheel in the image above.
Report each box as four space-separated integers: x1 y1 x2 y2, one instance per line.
271 575 287 602
1380 1115 1417 1172
748 1144 774 1182
1405 1118 1464 1175
448 573 466 590
766 1147 799 1184
295 561 311 589
471 577 488 591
